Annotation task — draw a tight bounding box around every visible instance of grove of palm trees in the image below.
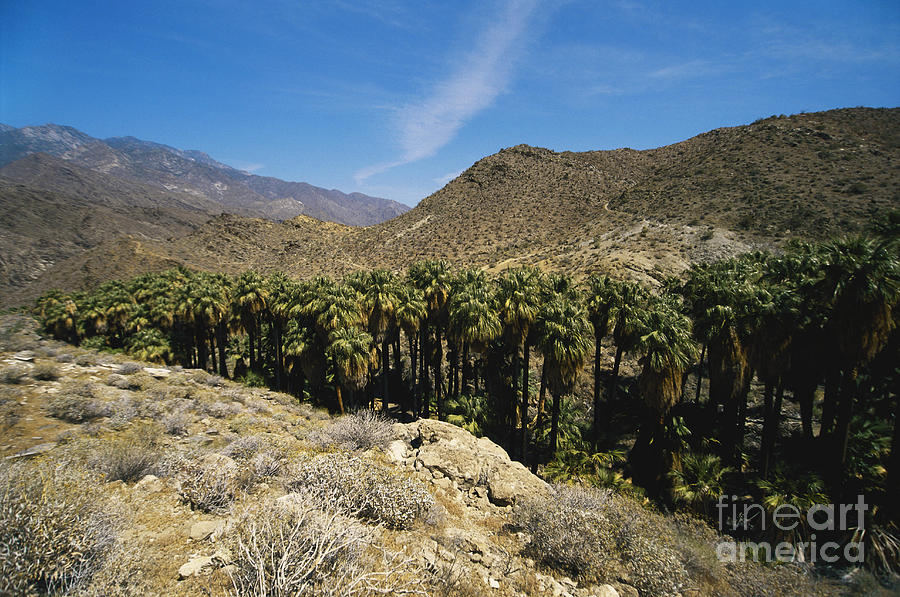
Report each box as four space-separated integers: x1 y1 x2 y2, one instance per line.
33 224 900 579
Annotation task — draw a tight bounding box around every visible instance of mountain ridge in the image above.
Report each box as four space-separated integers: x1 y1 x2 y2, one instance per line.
0 123 408 225
4 107 898 307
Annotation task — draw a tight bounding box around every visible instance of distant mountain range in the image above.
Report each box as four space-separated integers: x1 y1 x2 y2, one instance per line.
2 107 898 307
0 123 408 224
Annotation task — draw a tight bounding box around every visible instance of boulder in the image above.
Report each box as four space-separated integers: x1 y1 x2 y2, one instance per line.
400 419 549 506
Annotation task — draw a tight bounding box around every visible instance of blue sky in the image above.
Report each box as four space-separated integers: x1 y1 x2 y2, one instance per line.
2 0 898 205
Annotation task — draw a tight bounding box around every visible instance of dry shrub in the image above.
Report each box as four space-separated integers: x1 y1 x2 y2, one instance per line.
513 485 688 596
192 371 224 386
251 450 285 479
201 399 242 418
74 353 98 366
0 364 29 384
226 495 427 597
178 461 240 514
115 362 143 375
162 409 193 436
46 385 108 423
31 361 61 381
311 410 394 452
287 452 435 530
221 434 267 460
89 423 164 482
56 352 75 363
0 460 121 595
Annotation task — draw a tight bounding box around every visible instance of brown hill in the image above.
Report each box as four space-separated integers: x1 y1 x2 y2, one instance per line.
7 107 898 306
0 155 218 300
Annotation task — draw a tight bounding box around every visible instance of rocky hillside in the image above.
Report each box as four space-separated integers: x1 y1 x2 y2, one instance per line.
0 155 215 295
0 123 408 225
0 315 847 596
5 107 898 306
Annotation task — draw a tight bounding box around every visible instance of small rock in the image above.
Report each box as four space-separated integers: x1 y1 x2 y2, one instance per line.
178 555 214 579
190 520 225 541
593 585 620 597
385 439 407 463
144 367 171 378
613 585 638 597
489 578 500 589
12 351 35 362
134 474 164 493
4 443 55 460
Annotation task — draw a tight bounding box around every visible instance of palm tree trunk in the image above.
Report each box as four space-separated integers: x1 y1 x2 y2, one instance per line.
421 328 430 418
274 321 284 391
797 382 815 440
533 362 548 424
408 332 418 413
216 321 229 378
521 339 531 463
592 333 603 447
735 370 753 462
819 369 840 438
382 338 390 413
196 324 208 370
336 385 345 415
888 387 899 519
256 319 263 370
512 345 521 444
434 328 443 420
694 344 706 403
549 391 561 459
248 321 257 370
606 344 624 429
462 342 471 395
760 381 775 479
209 330 218 373
834 368 858 487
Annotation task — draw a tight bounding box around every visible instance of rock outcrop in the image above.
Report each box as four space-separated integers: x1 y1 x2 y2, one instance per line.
392 418 551 507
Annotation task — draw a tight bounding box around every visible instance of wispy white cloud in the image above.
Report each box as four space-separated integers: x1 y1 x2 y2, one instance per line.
240 163 264 173
434 169 463 186
355 0 539 183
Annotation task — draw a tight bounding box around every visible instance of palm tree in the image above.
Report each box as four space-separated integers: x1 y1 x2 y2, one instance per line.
631 294 697 495
606 280 649 425
232 272 269 371
584 273 618 447
534 297 592 459
408 260 452 418
448 273 502 422
669 453 731 516
36 291 79 343
817 237 900 485
497 266 542 458
266 272 298 391
395 285 426 414
361 270 404 412
326 326 376 414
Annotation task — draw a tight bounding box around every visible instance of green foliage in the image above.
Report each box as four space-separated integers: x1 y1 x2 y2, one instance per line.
239 370 267 387
669 453 730 515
